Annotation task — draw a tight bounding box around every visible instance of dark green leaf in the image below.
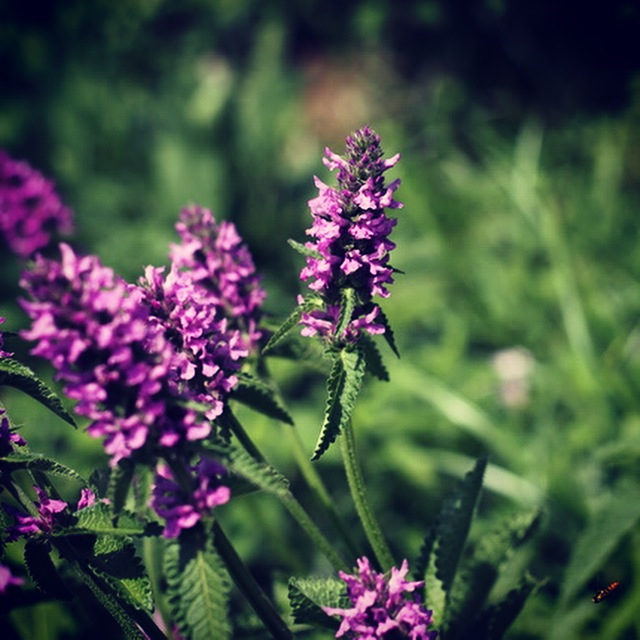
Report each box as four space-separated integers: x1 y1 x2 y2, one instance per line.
108 459 135 515
311 346 366 461
335 288 356 339
377 308 400 358
164 537 231 640
24 540 72 601
483 575 538 640
0 358 76 427
359 333 389 381
2 452 85 483
232 373 294 424
227 446 290 499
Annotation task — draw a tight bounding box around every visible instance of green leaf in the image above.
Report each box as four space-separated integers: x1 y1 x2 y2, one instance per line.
483 575 538 640
1 452 86 483
0 358 76 427
164 537 231 640
377 308 400 358
435 456 487 592
24 540 73 600
559 484 640 605
262 296 322 355
232 373 294 425
287 238 322 259
89 535 154 612
59 502 150 537
335 288 356 339
288 577 346 628
311 346 366 461
226 445 290 500
108 458 136 515
359 333 389 381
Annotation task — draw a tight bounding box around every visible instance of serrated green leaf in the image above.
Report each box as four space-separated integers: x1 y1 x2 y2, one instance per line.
484 576 537 640
1 452 86 483
89 536 154 611
165 537 231 640
288 577 345 628
24 540 73 601
287 238 322 259
423 551 447 629
108 458 135 515
377 308 400 358
262 296 322 355
435 456 487 593
311 347 366 461
59 502 148 537
0 358 76 427
335 288 356 339
359 333 389 381
560 484 640 605
232 373 294 425
227 446 290 499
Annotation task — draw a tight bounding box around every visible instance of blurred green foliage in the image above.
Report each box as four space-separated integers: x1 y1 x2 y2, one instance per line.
2 1 640 638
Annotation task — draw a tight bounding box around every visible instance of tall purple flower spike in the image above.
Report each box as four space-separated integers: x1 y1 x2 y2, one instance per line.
299 126 401 343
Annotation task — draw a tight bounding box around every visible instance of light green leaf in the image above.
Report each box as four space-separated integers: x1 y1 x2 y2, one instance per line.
288 576 346 628
335 288 356 339
311 346 366 461
262 295 322 354
0 358 76 427
227 445 290 499
287 238 321 259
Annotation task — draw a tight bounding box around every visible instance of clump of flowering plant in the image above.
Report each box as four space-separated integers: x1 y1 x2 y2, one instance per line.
323 557 438 640
0 150 74 259
0 129 540 640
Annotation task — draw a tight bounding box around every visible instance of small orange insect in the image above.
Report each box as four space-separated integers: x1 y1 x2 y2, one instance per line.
592 581 620 603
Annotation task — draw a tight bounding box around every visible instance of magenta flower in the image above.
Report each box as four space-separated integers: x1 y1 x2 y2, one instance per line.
150 458 230 538
19 243 205 465
323 557 438 640
0 407 27 457
0 564 24 594
299 127 401 342
0 150 74 259
0 317 12 358
170 205 266 351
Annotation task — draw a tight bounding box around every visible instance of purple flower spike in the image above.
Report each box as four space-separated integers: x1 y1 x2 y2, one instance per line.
19 243 204 465
150 458 230 538
170 205 266 351
299 127 401 342
0 150 74 259
0 407 27 457
323 557 438 640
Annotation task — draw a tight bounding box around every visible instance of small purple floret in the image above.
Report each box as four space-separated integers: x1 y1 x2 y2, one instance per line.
0 564 24 593
323 557 438 640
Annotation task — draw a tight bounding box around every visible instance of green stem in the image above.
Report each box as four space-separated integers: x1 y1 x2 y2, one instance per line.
212 520 293 640
284 423 361 560
340 419 394 571
223 409 347 570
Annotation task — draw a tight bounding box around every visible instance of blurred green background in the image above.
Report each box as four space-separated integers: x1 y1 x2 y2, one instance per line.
2 1 640 638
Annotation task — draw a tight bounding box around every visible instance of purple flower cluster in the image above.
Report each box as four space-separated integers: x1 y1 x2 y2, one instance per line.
139 263 246 424
324 557 438 640
0 317 12 358
299 127 401 342
0 150 74 259
150 458 230 538
20 243 205 465
4 487 97 542
170 205 266 351
0 407 27 457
